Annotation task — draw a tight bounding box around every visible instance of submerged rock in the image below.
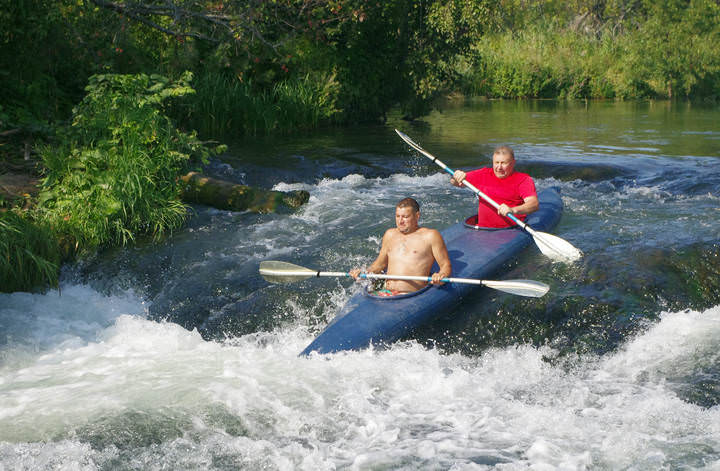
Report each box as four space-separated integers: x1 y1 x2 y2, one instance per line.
521 162 630 182
179 171 309 213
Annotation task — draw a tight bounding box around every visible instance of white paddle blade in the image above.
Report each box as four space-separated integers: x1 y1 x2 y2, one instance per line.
482 279 550 298
395 129 418 148
259 260 317 283
533 231 583 263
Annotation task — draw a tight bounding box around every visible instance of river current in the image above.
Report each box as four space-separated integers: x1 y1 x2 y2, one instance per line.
2 100 720 469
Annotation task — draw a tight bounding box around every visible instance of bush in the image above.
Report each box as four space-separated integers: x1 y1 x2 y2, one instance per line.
38 72 217 253
462 2 720 101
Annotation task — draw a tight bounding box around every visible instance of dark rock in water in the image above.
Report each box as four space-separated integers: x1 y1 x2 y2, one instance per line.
520 162 630 182
148 279 320 342
410 241 720 359
179 171 309 213
638 242 720 310
202 159 247 183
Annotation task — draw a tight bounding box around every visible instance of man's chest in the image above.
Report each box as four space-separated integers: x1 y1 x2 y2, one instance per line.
388 236 431 259
470 172 521 200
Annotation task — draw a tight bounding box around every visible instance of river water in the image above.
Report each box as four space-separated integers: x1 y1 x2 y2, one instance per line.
2 100 720 469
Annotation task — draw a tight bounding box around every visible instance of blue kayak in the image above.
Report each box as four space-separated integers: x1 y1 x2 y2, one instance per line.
300 187 564 356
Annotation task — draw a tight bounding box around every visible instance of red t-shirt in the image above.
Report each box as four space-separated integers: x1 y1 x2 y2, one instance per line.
464 167 537 228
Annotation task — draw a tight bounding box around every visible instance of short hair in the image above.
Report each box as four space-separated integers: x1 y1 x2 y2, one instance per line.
396 197 420 213
493 145 515 160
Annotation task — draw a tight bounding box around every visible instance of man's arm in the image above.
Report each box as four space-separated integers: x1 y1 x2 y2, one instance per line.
498 195 539 217
429 230 452 284
350 229 392 280
366 234 390 274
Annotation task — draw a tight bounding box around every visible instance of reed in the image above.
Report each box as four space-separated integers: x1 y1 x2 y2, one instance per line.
0 211 60 293
182 71 340 138
461 27 615 99
460 23 717 100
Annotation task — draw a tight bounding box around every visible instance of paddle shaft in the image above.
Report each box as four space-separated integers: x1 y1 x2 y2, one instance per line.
259 261 549 297
265 270 473 284
261 269 520 287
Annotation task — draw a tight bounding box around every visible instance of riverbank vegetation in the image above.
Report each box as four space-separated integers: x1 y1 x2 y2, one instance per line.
463 2 720 99
3 1 717 137
2 0 719 292
1 72 220 291
37 73 219 255
0 211 60 292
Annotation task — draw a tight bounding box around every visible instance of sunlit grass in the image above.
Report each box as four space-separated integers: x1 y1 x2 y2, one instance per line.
460 22 719 100
182 71 340 138
0 211 60 292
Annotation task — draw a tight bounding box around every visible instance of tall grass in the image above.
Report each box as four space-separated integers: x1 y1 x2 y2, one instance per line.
461 28 625 99
182 71 341 139
460 18 720 101
0 211 60 292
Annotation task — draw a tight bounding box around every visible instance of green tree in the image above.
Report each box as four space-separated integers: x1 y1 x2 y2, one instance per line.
324 0 490 120
629 0 720 97
87 0 493 121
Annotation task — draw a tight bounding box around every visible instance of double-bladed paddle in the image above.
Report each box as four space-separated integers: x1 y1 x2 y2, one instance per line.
259 260 550 298
395 129 583 262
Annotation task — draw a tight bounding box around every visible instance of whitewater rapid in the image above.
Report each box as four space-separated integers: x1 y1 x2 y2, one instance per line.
3 108 720 469
2 283 719 469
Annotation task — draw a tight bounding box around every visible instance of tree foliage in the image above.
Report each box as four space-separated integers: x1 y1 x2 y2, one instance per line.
465 0 720 100
87 0 491 120
1 0 719 134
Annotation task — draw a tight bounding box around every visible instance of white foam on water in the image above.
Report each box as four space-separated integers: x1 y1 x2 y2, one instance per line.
0 284 148 366
257 173 655 266
2 282 720 469
2 170 718 469
191 173 422 271
548 173 720 253
247 173 469 269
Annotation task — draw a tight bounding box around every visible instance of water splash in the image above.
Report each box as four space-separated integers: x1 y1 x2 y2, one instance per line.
2 286 719 469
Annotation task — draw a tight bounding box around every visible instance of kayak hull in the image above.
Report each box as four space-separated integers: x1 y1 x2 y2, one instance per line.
300 187 564 355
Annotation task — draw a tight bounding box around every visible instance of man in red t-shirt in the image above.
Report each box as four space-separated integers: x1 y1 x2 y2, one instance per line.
450 145 539 228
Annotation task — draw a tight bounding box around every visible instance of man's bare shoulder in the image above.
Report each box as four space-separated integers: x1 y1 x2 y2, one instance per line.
382 227 402 242
416 227 443 238
383 227 400 237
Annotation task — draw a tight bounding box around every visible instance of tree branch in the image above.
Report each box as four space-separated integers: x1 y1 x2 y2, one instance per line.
88 0 352 55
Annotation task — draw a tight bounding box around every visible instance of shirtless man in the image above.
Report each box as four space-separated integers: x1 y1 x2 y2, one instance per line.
350 197 452 294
